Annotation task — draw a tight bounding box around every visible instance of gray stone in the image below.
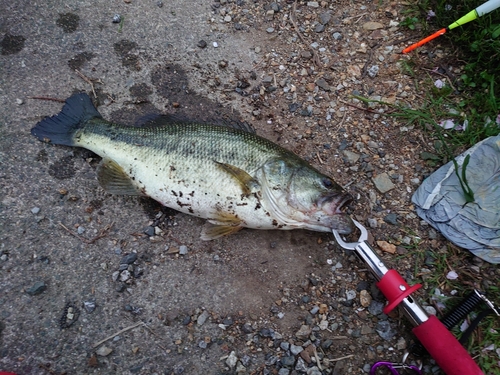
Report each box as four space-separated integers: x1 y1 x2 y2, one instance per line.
281 355 295 367
367 218 378 228
280 341 290 351
332 32 342 40
372 173 395 193
290 344 303 355
119 270 131 282
295 325 311 340
96 346 113 356
383 213 398 225
226 351 238 368
307 367 322 375
179 245 188 255
31 207 40 214
367 65 379 78
25 281 46 296
314 24 325 33
368 300 385 316
376 320 396 340
120 253 137 265
197 310 210 325
143 226 155 236
295 357 308 372
343 150 360 164
316 78 330 91
84 300 96 313
320 12 331 25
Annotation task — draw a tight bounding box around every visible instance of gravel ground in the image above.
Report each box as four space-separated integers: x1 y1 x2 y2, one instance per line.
1 1 499 375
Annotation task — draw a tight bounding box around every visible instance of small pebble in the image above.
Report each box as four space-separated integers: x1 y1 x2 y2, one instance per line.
367 218 378 228
213 41 218 48
266 27 275 33
310 305 319 314
383 213 398 225
112 14 121 23
31 207 40 214
84 300 96 313
367 65 379 78
197 310 210 325
226 351 238 368
376 320 396 340
346 289 357 300
119 270 131 282
197 40 207 48
179 245 188 255
26 281 46 296
290 344 303 355
96 346 113 356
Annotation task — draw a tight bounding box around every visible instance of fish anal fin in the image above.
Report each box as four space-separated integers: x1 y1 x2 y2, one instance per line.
97 158 145 196
215 161 259 196
200 223 243 240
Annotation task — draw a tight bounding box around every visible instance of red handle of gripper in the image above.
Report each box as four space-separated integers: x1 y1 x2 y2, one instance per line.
376 269 422 314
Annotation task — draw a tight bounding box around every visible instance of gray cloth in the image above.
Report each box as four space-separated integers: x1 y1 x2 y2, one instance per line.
412 135 500 264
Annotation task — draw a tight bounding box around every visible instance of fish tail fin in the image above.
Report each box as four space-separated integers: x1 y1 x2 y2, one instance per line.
31 93 102 146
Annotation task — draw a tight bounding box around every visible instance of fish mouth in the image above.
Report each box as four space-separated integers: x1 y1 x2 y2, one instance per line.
316 193 354 234
318 192 353 215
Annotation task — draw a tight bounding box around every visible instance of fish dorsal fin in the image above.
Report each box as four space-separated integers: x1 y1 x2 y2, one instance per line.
97 158 145 196
215 162 260 196
136 113 256 133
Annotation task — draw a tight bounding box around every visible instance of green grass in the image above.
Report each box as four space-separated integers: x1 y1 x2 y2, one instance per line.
397 0 500 149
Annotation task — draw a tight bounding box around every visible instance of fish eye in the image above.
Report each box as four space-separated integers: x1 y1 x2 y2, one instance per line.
322 178 333 188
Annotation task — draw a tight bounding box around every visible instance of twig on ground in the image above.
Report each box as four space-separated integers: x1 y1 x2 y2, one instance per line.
329 354 355 362
313 347 323 370
59 222 114 244
316 151 324 165
93 321 145 348
75 69 101 98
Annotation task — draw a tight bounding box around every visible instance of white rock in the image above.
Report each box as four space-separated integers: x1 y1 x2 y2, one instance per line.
96 346 113 356
226 351 238 368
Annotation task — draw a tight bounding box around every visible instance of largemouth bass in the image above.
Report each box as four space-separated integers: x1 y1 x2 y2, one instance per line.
31 93 353 240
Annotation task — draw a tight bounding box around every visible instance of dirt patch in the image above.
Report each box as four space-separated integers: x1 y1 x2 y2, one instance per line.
56 12 80 33
0 33 25 55
68 52 95 71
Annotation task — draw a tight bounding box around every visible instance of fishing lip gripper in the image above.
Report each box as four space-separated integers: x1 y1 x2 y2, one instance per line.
332 219 484 375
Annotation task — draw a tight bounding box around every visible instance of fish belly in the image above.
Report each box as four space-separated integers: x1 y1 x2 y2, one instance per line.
77 132 280 230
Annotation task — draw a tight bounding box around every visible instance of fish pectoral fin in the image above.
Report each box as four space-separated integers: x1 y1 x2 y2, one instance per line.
215 161 259 196
200 223 243 240
97 158 145 196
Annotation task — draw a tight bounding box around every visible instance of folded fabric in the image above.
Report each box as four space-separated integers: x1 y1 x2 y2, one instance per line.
412 135 500 264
